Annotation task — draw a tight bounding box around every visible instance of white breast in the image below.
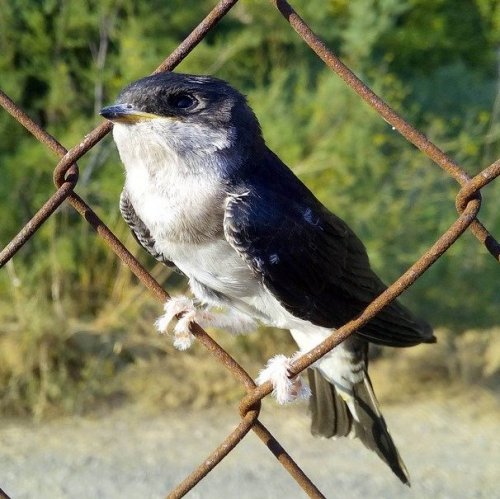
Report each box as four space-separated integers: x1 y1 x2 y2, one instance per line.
125 165 222 241
113 121 225 244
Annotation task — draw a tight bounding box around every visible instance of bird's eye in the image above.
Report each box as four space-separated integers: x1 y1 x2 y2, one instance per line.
168 93 197 110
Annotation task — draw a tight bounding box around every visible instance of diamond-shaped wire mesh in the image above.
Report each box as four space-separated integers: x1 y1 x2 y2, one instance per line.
0 1 499 497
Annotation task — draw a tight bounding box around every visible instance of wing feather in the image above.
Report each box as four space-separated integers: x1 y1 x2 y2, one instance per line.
223 184 434 347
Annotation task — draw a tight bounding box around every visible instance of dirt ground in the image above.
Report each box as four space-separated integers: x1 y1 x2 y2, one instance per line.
0 390 498 499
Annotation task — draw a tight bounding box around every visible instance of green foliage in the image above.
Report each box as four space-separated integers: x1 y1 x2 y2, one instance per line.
0 0 498 416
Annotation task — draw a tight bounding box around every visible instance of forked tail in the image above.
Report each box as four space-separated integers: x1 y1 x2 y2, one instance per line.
308 368 410 485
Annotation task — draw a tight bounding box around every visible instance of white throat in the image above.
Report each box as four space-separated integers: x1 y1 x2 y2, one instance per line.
112 120 233 244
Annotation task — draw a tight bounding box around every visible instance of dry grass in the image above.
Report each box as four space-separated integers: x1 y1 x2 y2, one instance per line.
116 326 500 415
371 328 500 405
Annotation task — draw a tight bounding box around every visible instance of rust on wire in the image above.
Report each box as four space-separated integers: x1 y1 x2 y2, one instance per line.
456 160 500 211
0 177 75 267
0 89 67 156
453 159 500 260
0 0 499 497
0 89 78 268
167 406 260 499
251 420 327 499
155 0 241 74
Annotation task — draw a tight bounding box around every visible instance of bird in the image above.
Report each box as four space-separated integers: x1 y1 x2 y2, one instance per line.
100 71 435 485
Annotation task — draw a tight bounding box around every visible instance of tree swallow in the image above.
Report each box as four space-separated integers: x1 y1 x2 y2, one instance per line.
101 72 435 485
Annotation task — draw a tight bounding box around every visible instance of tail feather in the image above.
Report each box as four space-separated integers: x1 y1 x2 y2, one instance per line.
308 369 351 437
308 368 410 485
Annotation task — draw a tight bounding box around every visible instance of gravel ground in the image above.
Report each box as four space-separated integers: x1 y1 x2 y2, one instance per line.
0 395 498 498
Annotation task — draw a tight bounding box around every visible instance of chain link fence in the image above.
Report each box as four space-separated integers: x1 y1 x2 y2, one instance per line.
1 0 499 497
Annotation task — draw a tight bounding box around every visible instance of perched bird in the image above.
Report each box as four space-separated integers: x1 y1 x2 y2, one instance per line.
101 72 435 485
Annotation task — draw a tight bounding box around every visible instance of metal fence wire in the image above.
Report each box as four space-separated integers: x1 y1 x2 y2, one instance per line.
1 0 499 497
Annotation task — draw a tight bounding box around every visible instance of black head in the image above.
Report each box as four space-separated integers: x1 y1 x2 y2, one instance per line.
100 72 262 146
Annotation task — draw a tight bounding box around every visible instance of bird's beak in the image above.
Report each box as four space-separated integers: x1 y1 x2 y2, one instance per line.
100 104 158 123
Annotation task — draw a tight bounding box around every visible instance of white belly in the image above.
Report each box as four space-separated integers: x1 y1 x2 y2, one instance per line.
157 238 260 299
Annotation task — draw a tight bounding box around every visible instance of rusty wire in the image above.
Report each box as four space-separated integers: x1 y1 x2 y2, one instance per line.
0 0 499 497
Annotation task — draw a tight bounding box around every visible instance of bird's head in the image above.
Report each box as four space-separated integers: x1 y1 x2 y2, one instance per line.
101 72 262 172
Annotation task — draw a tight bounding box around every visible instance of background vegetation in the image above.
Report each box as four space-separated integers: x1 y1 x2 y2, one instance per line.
0 0 499 417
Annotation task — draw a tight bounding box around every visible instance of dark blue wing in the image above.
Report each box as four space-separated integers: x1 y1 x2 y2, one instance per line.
223 150 434 347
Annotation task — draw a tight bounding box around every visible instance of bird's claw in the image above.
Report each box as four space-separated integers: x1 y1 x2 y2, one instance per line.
155 296 200 350
155 296 194 333
155 296 258 350
256 352 311 404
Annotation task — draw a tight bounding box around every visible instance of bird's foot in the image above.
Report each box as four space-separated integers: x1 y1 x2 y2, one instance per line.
256 352 311 404
155 297 257 350
155 296 206 350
